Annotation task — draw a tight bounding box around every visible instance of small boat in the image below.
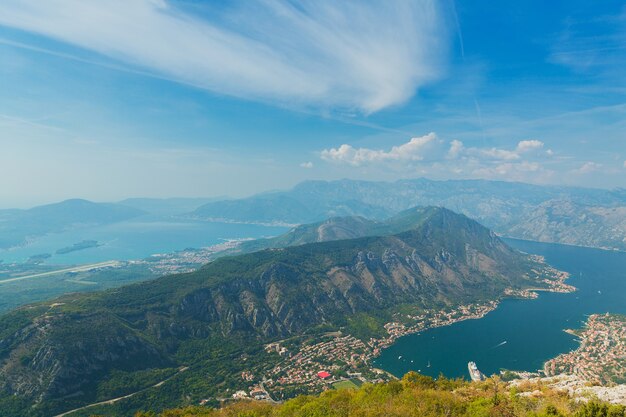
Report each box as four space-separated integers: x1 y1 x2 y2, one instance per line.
427 360 431 368
398 356 402 360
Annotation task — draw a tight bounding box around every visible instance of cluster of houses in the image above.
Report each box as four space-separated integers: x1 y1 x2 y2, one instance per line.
265 342 289 356
137 240 243 275
267 335 369 390
230 387 269 401
528 255 575 293
544 314 626 384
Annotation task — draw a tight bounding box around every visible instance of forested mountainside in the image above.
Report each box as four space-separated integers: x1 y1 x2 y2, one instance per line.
219 206 491 256
0 208 549 416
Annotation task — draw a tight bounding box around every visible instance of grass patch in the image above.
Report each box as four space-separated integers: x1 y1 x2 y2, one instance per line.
332 379 360 390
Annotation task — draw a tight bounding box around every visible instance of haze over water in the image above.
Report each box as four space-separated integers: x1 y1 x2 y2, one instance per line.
0 218 288 265
374 239 626 379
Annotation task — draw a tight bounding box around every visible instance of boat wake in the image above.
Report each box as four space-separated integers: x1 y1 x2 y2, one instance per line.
490 340 508 349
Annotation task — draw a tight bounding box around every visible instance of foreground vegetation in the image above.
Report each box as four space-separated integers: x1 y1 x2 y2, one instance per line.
123 373 626 417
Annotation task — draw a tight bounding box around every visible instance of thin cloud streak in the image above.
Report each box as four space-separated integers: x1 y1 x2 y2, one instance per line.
0 0 448 113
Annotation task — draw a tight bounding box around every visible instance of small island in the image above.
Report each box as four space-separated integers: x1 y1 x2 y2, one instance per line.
26 253 52 264
56 240 102 255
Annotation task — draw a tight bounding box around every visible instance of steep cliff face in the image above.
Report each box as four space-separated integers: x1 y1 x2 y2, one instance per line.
507 199 626 249
0 208 541 414
0 311 170 403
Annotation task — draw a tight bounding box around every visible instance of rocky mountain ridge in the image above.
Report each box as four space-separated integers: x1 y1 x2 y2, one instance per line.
190 178 626 251
0 207 548 416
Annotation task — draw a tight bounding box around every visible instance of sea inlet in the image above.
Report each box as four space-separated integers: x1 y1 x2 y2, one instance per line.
374 239 626 379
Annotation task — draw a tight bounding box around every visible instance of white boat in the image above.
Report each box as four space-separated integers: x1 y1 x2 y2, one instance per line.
468 361 485 381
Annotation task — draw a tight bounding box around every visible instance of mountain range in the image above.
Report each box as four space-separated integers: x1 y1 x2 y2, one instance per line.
117 197 225 216
0 207 551 416
190 178 626 251
0 199 145 250
3 178 625 254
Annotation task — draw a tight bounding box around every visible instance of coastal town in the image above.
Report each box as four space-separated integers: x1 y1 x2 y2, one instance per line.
225 257 579 402
544 313 626 385
5 234 597 408
528 255 576 294
0 239 246 287
133 239 246 275
249 301 506 398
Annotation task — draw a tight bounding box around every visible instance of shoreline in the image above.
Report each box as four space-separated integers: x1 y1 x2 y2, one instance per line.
544 314 626 384
503 236 626 254
369 257 575 379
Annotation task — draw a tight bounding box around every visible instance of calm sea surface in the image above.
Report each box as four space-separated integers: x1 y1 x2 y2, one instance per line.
0 217 288 265
373 239 626 379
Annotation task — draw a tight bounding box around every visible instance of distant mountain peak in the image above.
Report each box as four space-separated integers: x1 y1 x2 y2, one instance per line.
190 178 626 251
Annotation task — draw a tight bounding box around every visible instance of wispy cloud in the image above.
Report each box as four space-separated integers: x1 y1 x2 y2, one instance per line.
0 113 65 132
0 0 448 113
549 7 626 82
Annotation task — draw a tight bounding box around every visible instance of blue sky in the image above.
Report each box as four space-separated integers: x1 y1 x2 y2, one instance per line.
0 0 625 207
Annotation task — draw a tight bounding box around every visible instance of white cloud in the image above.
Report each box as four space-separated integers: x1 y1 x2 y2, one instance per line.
447 139 464 159
300 161 313 169
475 147 521 161
574 161 602 174
0 0 447 112
474 161 541 176
321 136 549 167
319 135 560 184
320 133 438 166
459 139 545 161
515 139 544 153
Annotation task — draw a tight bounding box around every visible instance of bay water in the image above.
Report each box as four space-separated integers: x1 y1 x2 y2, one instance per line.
374 239 626 379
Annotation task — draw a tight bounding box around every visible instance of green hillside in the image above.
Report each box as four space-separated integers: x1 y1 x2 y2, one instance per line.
0 208 553 416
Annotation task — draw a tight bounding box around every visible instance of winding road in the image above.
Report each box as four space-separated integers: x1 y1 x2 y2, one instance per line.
53 366 188 417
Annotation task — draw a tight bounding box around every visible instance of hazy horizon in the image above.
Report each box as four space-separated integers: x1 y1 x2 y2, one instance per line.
3 175 626 211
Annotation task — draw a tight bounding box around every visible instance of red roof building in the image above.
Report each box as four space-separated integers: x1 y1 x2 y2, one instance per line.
317 371 331 379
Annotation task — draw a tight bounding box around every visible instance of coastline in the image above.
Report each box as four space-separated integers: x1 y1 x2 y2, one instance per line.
502 236 626 254
368 256 575 379
544 314 626 384
266 257 574 393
